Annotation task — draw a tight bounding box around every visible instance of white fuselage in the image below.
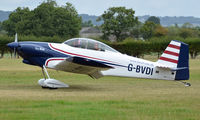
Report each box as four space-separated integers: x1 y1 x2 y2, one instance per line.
47 43 176 81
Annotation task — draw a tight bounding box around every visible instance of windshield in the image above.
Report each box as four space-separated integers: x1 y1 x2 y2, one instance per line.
63 38 119 53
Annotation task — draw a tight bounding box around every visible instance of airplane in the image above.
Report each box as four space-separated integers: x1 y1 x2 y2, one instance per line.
7 33 191 89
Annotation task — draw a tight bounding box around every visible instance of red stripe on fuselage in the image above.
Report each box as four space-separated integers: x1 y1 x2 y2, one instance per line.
164 50 179 56
46 58 65 66
159 57 178 64
49 43 115 63
168 44 180 49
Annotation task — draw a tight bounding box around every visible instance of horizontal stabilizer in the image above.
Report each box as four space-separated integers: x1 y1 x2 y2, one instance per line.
171 67 188 71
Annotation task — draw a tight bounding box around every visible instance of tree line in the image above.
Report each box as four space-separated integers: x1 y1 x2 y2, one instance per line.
97 7 200 42
0 0 200 58
1 35 200 59
109 37 200 59
2 0 81 38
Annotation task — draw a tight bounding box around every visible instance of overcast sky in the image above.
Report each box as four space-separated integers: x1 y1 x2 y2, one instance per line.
0 0 199 17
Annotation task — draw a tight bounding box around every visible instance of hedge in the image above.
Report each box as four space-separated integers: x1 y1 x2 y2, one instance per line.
0 35 200 58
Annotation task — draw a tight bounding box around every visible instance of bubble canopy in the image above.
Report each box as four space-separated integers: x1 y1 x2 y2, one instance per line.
63 38 119 53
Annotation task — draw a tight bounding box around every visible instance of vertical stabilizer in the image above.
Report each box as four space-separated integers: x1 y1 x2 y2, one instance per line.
157 40 189 80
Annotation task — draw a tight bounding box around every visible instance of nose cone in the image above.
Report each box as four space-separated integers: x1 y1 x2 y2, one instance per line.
7 42 19 50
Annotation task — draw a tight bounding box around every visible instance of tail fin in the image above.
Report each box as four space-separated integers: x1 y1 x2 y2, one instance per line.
157 40 189 80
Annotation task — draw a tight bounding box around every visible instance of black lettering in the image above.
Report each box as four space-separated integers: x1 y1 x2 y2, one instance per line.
146 67 151 75
136 65 140 73
151 68 153 75
141 66 146 74
128 64 133 71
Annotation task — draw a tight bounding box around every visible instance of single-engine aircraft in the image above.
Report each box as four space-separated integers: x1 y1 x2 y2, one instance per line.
7 34 191 89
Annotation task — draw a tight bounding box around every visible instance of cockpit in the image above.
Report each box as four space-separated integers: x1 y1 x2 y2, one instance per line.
63 38 119 53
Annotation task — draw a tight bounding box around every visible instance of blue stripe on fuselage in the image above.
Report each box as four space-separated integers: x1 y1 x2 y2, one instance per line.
18 41 68 67
18 41 127 68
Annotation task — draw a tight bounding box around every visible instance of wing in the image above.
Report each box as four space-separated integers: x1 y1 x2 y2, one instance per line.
46 57 113 79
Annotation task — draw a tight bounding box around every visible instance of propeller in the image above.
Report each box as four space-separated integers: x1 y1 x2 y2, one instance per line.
7 33 19 58
14 33 18 58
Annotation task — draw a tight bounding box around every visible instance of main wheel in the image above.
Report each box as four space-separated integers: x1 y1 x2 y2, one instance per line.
41 86 49 89
48 87 58 90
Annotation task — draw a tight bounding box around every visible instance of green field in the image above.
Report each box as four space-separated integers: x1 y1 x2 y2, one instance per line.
0 58 200 120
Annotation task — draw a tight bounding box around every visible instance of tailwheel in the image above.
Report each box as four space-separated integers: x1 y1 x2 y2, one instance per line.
177 81 191 87
184 82 191 87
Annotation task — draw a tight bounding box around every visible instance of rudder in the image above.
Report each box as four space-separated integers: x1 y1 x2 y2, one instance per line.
175 40 189 80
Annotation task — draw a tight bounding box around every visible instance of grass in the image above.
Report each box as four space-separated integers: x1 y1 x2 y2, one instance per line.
0 57 200 120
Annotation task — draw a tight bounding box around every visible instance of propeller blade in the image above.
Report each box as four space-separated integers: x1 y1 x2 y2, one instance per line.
15 33 18 43
14 33 18 58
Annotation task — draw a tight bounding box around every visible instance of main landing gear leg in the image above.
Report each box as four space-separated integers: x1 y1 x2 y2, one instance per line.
177 81 191 87
38 65 69 89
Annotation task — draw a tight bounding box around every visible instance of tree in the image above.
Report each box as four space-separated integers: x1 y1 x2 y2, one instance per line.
179 28 193 39
32 0 57 36
32 1 81 38
98 7 138 41
154 25 168 37
141 21 156 40
51 2 81 38
2 7 32 36
146 16 160 25
2 0 81 38
167 26 179 37
194 26 200 37
82 20 93 27
182 22 193 28
130 21 143 39
0 22 2 31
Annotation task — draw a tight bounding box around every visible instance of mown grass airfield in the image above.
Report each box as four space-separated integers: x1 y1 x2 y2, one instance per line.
0 57 200 120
